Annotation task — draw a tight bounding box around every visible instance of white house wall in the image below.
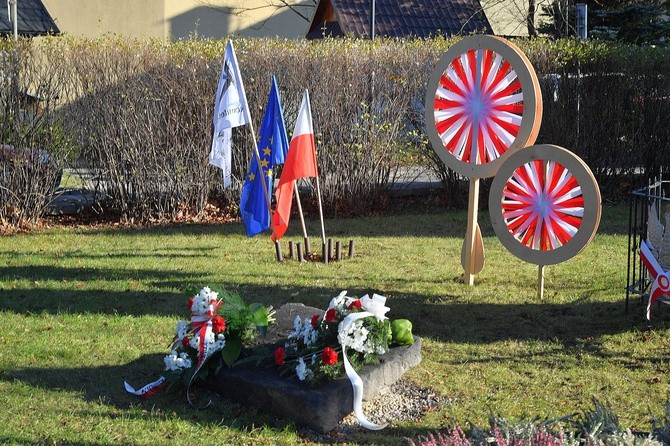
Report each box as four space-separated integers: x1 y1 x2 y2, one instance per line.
41 0 313 40
480 0 552 37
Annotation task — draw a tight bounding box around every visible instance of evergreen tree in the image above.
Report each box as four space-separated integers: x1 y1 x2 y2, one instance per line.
539 0 670 44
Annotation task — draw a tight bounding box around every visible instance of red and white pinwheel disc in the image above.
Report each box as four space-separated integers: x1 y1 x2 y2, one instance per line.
426 35 542 179
489 145 601 265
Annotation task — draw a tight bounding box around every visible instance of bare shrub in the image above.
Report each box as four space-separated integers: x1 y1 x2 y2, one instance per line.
0 38 78 229
56 38 225 222
534 41 670 198
238 38 442 216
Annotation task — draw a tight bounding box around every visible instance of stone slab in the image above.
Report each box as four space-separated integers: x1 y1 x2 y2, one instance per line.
208 303 422 433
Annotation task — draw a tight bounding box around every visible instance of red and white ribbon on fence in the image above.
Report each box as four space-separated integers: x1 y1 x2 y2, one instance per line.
640 240 670 320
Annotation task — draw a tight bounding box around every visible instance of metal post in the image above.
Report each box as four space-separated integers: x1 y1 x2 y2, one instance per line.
576 4 587 39
370 0 375 40
8 0 18 41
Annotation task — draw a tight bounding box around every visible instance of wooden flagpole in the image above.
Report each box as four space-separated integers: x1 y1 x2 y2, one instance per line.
292 179 310 254
304 89 327 247
461 48 486 285
216 42 281 259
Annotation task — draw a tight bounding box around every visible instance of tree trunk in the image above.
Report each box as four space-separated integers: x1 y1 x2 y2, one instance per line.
527 0 537 37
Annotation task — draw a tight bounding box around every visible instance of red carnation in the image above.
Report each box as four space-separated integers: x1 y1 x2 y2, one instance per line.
187 295 195 311
325 308 337 322
310 314 320 329
274 347 286 366
181 336 190 348
321 347 338 365
348 300 362 310
211 316 226 333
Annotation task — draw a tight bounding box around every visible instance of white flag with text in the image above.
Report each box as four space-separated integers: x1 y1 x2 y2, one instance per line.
209 40 251 188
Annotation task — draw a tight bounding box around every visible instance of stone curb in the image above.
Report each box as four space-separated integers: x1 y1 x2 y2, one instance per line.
208 303 422 433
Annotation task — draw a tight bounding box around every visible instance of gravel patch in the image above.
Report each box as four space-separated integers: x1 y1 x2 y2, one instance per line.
299 378 450 444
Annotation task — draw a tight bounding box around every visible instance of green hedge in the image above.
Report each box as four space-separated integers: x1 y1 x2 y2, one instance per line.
2 36 668 225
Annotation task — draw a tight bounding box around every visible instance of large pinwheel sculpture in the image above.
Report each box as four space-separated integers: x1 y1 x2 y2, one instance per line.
425 35 542 285
489 145 601 267
426 35 602 297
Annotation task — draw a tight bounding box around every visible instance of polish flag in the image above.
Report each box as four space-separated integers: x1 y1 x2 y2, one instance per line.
271 90 318 241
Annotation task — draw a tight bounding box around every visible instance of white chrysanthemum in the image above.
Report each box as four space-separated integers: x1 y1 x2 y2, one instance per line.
189 330 217 350
288 315 303 339
352 325 369 352
164 350 192 371
338 319 372 353
309 329 319 345
189 335 200 350
302 323 317 346
296 357 308 381
191 287 219 316
284 340 297 353
175 320 189 340
212 333 226 352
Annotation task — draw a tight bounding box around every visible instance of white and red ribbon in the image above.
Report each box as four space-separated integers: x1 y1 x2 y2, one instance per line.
641 240 670 320
125 294 223 405
339 311 388 431
185 296 222 407
123 376 166 398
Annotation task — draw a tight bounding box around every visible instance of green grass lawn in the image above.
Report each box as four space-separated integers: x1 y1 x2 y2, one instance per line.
1 204 669 445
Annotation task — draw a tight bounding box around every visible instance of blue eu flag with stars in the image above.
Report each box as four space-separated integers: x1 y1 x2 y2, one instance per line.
240 75 289 237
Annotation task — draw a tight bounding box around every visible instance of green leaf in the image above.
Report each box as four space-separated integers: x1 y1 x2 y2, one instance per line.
391 319 414 346
249 303 273 334
221 338 243 368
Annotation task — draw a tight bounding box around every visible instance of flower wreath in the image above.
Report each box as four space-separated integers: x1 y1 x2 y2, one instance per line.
124 286 274 406
273 290 414 429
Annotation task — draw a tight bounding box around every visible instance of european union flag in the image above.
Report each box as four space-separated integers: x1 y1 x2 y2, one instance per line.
240 75 289 237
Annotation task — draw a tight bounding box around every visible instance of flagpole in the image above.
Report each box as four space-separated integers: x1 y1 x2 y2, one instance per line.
304 90 327 246
292 179 310 253
231 43 281 258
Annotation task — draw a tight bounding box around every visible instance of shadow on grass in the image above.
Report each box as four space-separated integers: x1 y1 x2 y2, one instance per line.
0 283 327 317
1 281 663 344
1 264 203 283
1 283 666 444
38 203 629 239
0 353 303 439
400 292 668 345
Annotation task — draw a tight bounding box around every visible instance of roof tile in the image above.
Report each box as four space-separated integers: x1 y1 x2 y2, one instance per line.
0 0 59 36
311 0 491 39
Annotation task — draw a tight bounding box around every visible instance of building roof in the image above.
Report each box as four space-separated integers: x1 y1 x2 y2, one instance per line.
0 0 59 36
307 0 492 39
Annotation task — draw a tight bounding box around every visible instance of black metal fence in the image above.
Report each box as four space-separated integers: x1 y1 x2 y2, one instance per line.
626 172 670 312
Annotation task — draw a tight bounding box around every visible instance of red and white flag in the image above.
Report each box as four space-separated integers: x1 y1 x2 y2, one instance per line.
271 90 318 241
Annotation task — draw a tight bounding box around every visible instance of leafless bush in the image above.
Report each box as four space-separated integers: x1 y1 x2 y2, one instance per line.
0 38 78 229
534 41 670 198
58 39 221 222
238 38 441 216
